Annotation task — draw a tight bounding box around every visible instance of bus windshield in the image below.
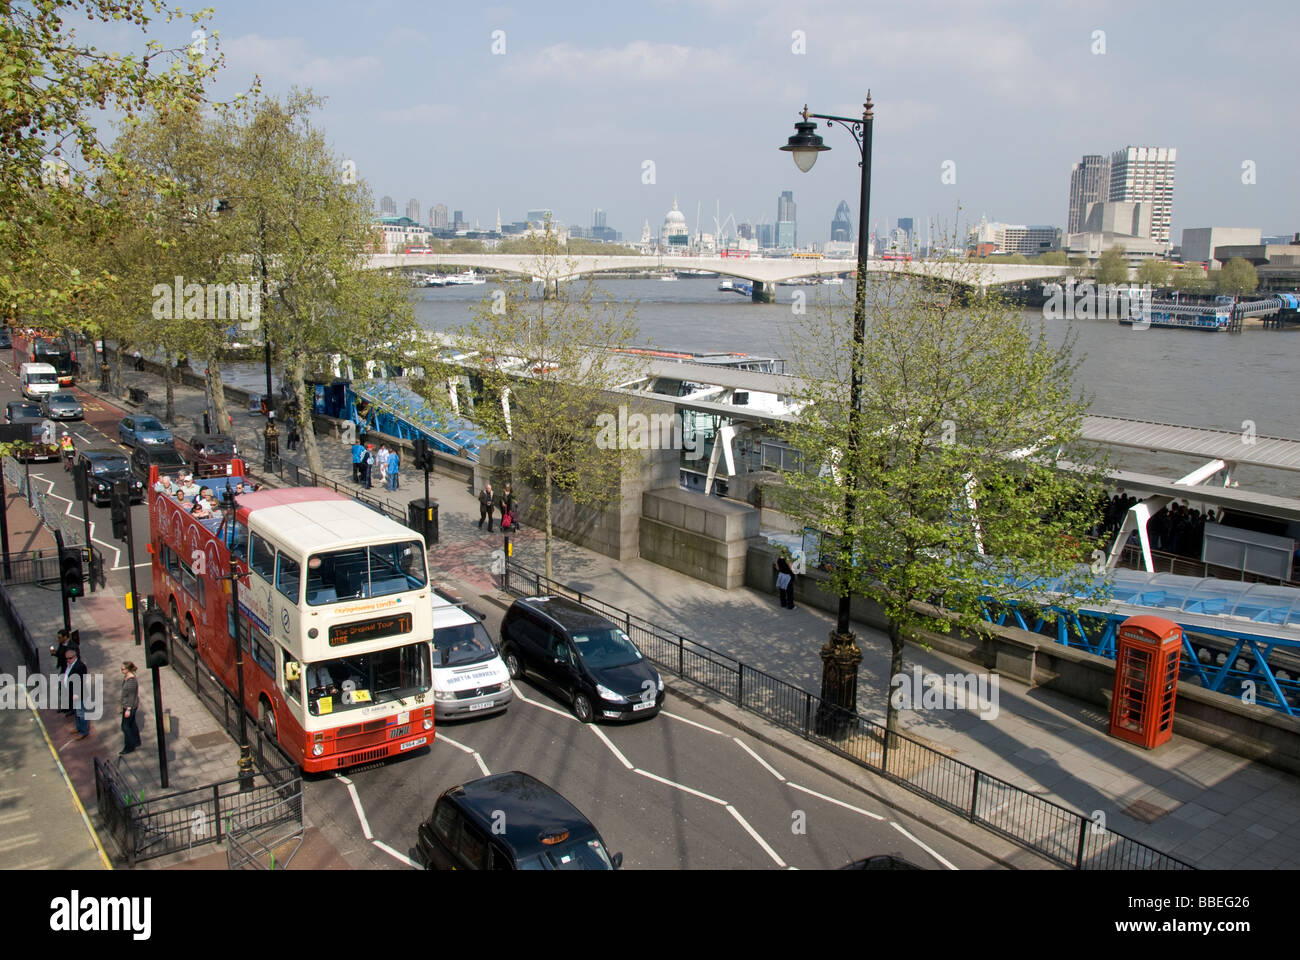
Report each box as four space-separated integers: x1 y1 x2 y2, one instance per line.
304 642 431 716
306 540 427 605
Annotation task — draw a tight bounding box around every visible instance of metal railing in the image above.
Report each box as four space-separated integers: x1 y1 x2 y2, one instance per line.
94 757 301 867
503 559 1195 871
3 456 88 549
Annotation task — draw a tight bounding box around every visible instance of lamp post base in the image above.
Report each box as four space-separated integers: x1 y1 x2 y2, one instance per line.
815 629 863 739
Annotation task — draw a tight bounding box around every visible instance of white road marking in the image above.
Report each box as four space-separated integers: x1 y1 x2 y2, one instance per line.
733 737 786 781
29 472 124 567
633 768 727 806
725 805 787 868
890 820 959 870
434 734 491 777
661 710 726 735
372 840 419 869
787 782 886 821
340 778 373 840
589 725 633 770
508 681 577 720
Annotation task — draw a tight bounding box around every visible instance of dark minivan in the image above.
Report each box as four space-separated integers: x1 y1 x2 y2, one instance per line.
499 596 664 723
417 771 623 870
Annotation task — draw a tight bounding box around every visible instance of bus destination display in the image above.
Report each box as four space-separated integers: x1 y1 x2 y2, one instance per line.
329 612 413 646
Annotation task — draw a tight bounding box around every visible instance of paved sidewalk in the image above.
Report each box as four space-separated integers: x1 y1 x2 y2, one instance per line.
97 360 1300 869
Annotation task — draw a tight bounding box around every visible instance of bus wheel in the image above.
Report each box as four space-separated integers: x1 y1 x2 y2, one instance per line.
169 596 180 637
184 615 197 649
259 700 277 739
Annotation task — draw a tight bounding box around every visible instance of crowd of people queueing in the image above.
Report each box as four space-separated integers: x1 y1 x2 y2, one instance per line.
1100 491 1223 560
351 439 401 492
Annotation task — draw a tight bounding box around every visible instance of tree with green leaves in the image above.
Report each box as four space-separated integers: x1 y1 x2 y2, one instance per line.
222 91 416 477
1068 255 1093 279
778 262 1105 738
429 228 644 578
1135 259 1173 289
1 0 231 324
1035 252 1068 266
1172 263 1208 295
1215 258 1258 297
1094 245 1129 286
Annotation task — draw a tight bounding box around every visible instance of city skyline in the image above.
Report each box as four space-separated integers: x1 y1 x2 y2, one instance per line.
115 1 1300 245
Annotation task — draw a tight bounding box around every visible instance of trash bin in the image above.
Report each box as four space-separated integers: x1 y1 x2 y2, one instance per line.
408 498 439 545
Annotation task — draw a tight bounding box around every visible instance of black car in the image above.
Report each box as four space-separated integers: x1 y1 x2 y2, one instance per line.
5 400 40 423
417 771 623 871
131 443 187 482
499 596 664 723
840 854 925 870
0 327 11 349
78 449 144 505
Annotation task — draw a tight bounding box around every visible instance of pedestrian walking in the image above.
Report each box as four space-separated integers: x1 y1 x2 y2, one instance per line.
362 444 375 489
499 483 515 531
63 648 90 738
286 415 300 451
377 444 390 487
119 661 141 756
50 628 74 673
351 441 364 483
775 555 796 609
478 482 495 532
387 448 400 491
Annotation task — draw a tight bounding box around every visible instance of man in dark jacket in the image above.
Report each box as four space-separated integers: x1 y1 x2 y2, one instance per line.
478 482 495 532
63 648 90 738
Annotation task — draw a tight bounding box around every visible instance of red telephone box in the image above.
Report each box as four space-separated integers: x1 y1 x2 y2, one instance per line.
1109 615 1183 749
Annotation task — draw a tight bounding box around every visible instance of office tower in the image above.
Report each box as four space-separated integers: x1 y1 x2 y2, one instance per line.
431 204 449 228
453 210 466 230
593 209 607 228
738 222 754 240
830 201 853 242
756 223 774 249
776 190 796 249
1068 155 1110 235
379 195 396 216
1108 147 1176 248
897 217 914 247
406 198 420 222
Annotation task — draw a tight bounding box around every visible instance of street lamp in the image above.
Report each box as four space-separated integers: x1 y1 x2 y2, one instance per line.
223 487 255 788
780 94 873 736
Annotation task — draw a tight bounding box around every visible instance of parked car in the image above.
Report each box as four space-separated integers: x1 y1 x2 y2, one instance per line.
416 771 623 870
0 327 12 349
117 414 173 448
431 597 512 720
78 449 144 505
499 596 664 723
839 854 925 870
131 444 188 483
5 400 41 423
39 391 83 421
177 433 238 477
10 417 59 462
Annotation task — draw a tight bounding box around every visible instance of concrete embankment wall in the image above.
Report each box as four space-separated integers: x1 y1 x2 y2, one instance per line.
745 540 1300 777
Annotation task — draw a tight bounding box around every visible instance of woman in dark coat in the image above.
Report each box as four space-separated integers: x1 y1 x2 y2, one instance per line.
119 661 141 756
775 555 796 609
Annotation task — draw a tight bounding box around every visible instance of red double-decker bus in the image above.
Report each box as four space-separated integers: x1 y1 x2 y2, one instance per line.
148 461 435 771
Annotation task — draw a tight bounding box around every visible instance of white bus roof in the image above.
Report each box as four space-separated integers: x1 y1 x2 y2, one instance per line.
242 491 420 554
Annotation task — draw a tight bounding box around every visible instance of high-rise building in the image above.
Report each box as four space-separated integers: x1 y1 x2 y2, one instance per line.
1068 155 1110 235
830 201 853 242
897 217 914 247
756 223 774 249
379 195 396 216
776 190 796 249
431 204 448 228
453 210 466 231
526 208 553 227
406 198 420 222
737 222 754 241
1108 146 1176 249
593 209 607 229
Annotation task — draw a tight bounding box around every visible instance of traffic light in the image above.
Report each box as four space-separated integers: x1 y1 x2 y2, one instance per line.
59 545 84 601
143 608 169 668
414 435 432 472
73 460 90 502
110 480 131 540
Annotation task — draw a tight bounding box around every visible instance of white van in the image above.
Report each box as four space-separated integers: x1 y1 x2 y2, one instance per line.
20 362 59 400
431 596 512 720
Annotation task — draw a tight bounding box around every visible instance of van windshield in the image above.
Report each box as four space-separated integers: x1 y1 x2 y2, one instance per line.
433 622 496 666
27 372 57 384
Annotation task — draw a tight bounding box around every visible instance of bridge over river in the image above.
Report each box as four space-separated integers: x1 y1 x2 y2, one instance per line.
365 252 1070 300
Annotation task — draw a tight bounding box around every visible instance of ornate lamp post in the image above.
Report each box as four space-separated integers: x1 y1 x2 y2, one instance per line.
780 94 874 736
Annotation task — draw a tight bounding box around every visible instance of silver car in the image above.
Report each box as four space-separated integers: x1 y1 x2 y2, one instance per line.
40 391 83 421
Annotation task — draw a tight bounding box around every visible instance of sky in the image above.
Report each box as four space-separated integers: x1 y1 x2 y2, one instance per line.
80 0 1299 245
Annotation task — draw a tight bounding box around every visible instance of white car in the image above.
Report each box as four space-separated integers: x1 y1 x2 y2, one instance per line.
431 597 512 720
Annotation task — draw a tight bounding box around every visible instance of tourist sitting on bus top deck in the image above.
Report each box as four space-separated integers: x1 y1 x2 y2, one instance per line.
154 474 176 495
304 541 427 605
191 497 213 519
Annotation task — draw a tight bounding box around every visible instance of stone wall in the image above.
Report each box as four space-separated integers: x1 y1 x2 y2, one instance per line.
641 487 760 589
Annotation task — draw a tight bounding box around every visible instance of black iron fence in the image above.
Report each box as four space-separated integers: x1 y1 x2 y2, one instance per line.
503 559 1194 871
0 545 105 590
94 757 301 867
